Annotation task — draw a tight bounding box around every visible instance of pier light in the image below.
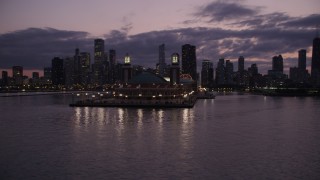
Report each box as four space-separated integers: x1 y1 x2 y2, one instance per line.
100 94 103 97
92 95 95 98
139 94 142 97
152 95 156 98
119 94 123 97
85 93 88 96
125 95 128 98
173 95 176 98
159 94 162 97
76 94 80 96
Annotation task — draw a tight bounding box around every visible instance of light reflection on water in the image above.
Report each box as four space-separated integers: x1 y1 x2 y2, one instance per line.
1 94 320 179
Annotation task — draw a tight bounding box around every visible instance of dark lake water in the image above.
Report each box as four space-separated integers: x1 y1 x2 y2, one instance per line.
1 93 320 179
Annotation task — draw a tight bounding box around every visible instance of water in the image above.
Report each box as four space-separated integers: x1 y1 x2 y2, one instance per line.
1 94 320 179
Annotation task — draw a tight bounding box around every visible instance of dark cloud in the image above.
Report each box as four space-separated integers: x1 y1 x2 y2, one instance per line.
281 14 320 28
194 0 260 22
0 28 92 69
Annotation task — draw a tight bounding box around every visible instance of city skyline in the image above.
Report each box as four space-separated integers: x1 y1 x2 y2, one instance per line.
1 0 320 77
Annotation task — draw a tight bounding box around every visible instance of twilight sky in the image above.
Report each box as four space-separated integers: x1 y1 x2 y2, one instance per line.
0 0 320 77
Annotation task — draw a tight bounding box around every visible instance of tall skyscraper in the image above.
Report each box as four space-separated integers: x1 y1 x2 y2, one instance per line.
109 49 116 83
80 52 91 84
64 57 75 86
311 36 320 83
238 56 244 72
158 44 166 77
93 39 105 85
298 49 306 70
225 60 234 85
201 60 214 88
170 53 180 85
94 39 105 64
182 44 197 81
12 66 23 85
12 66 23 79
272 55 283 73
122 53 132 83
51 57 64 86
216 58 225 85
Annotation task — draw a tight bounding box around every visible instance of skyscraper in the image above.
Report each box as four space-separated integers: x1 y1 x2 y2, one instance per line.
311 36 320 83
44 67 52 84
12 66 23 79
122 53 132 83
93 39 105 85
12 66 23 85
238 56 244 72
272 55 283 73
170 53 180 85
80 52 91 84
182 44 197 81
51 57 64 86
109 49 116 83
158 44 166 77
298 49 306 70
94 39 105 64
64 57 75 86
216 58 225 85
1 71 8 86
237 56 245 86
201 60 214 88
225 60 234 85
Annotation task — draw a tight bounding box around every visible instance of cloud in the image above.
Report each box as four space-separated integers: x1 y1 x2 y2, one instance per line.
281 14 320 28
194 0 260 22
0 28 92 69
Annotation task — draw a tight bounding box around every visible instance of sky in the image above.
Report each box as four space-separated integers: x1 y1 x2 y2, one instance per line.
0 0 320 77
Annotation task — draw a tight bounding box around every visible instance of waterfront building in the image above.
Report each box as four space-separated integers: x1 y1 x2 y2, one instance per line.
158 44 166 77
51 57 64 86
182 44 197 81
311 35 320 85
170 53 180 85
201 60 214 88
